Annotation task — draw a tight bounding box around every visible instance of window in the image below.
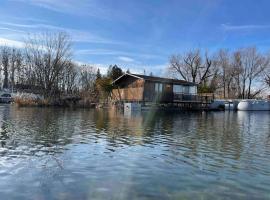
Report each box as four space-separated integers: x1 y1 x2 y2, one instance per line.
173 85 197 94
155 83 163 93
173 85 182 93
183 86 190 94
159 83 163 92
189 86 197 94
155 83 159 92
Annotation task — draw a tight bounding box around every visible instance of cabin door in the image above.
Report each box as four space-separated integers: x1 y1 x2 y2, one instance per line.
162 84 173 102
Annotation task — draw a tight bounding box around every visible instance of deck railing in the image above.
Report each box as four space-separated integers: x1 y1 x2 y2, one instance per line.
112 88 214 104
173 93 198 101
173 93 214 103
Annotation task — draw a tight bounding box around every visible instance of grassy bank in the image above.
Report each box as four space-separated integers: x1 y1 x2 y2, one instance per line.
14 97 97 108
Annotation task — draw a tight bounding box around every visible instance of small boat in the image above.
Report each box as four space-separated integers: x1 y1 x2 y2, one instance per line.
0 93 13 104
209 100 225 110
237 100 270 111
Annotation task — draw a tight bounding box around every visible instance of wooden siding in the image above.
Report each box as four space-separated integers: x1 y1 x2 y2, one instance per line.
112 87 144 101
112 77 145 101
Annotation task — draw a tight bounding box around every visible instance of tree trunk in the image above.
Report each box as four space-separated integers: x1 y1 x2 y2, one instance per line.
3 65 9 89
247 78 252 99
242 79 246 99
223 81 226 99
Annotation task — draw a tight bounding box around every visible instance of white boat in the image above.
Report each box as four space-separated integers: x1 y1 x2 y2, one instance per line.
209 100 225 110
225 100 239 111
237 100 270 111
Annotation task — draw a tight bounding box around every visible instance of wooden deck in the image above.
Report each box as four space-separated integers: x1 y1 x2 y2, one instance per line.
112 93 214 111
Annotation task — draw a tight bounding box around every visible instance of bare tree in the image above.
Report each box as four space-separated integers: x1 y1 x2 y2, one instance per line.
9 48 17 90
25 32 72 98
231 51 242 98
239 47 269 99
79 65 97 92
266 74 270 87
168 47 270 98
215 49 240 98
61 61 78 94
14 49 23 85
169 50 199 82
0 46 10 89
216 49 229 98
169 49 213 84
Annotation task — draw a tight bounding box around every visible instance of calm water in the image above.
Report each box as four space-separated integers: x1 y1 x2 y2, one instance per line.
0 105 270 200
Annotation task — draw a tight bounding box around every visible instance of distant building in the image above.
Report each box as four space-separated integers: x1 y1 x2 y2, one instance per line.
111 73 200 103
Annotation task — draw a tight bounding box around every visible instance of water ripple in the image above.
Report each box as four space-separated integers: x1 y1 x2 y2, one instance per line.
0 107 269 199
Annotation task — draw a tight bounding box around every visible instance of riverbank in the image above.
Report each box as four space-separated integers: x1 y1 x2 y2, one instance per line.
14 96 97 108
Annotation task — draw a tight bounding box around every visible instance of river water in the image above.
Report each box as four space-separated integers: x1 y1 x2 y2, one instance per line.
0 105 269 200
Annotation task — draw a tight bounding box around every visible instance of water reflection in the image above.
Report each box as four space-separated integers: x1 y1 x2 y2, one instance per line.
0 105 269 199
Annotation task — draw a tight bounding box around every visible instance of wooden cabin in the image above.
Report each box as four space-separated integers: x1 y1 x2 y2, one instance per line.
111 73 200 103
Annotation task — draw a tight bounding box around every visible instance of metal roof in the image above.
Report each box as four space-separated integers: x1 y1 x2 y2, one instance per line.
112 73 197 86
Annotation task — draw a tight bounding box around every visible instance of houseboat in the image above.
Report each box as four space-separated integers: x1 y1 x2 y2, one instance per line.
111 73 213 110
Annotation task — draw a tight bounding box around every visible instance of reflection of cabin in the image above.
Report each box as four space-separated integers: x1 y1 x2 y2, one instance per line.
112 73 202 103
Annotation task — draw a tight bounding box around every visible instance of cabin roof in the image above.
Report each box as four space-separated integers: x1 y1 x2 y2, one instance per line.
112 73 197 86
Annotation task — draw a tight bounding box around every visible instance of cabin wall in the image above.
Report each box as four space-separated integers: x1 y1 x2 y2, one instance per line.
143 81 173 102
112 75 200 103
143 81 155 101
115 76 143 88
144 81 199 103
112 78 144 101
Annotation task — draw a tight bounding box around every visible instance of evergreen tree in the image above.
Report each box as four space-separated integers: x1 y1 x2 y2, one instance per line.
107 64 123 80
96 68 101 79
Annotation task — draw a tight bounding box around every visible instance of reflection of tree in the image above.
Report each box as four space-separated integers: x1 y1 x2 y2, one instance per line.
169 112 245 172
0 106 84 199
0 107 83 161
93 108 176 149
0 105 11 148
16 108 74 148
94 109 110 132
142 109 175 138
237 111 270 169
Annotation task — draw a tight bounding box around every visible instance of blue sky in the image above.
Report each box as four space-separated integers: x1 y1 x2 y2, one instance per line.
0 0 270 75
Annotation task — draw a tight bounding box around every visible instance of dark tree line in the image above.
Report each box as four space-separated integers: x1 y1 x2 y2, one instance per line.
0 32 125 103
0 46 23 90
5 31 269 101
169 47 270 99
0 32 77 98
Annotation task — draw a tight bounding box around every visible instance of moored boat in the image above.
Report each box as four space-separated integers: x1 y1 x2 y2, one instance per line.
237 100 270 111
